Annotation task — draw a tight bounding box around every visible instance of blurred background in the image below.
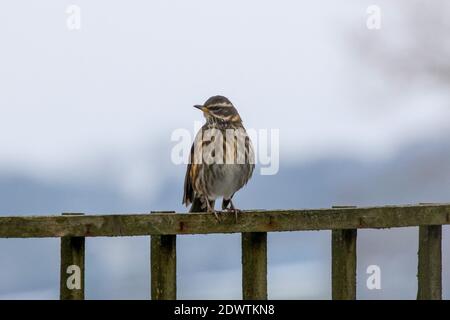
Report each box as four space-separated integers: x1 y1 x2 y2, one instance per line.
1 0 449 299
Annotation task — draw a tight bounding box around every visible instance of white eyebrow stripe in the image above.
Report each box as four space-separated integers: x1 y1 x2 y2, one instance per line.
207 102 233 108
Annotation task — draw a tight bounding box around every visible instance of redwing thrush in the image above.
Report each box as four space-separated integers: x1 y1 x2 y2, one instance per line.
182 96 255 220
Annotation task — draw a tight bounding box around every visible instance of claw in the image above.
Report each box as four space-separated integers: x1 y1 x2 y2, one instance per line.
231 201 241 221
223 199 242 223
205 199 221 222
212 210 221 222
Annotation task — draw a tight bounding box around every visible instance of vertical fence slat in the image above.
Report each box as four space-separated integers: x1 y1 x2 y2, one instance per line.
242 232 267 300
60 213 85 300
151 235 177 300
332 229 357 300
417 225 442 300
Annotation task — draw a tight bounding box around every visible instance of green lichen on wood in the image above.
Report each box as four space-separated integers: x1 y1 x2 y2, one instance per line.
332 229 357 300
242 232 267 300
151 235 176 300
417 225 442 300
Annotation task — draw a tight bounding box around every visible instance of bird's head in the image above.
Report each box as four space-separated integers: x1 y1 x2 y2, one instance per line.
194 96 242 124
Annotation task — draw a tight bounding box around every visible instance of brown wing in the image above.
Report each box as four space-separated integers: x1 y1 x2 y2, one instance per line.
182 125 217 212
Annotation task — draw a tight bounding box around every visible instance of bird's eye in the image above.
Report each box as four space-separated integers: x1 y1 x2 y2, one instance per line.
208 106 220 112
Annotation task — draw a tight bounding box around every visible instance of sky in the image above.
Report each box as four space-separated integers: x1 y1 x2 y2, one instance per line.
1 0 450 299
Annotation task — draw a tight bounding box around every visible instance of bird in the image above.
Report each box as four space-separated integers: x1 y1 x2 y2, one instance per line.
182 95 255 220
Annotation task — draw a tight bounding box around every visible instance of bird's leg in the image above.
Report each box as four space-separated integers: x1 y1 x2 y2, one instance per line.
230 200 242 222
225 199 242 223
205 197 221 221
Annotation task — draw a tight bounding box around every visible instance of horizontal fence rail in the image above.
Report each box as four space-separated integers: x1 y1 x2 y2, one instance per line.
0 203 448 300
1 204 450 238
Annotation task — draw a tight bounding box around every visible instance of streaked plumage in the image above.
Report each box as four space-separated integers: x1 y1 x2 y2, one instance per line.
183 96 255 219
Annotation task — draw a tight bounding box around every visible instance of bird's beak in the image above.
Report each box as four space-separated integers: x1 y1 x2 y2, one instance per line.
194 105 208 113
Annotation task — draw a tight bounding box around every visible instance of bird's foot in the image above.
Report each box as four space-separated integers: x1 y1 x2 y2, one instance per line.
204 198 221 222
209 210 222 222
225 208 242 223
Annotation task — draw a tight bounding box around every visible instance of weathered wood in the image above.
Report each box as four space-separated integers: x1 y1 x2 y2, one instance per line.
332 229 357 300
242 232 267 300
417 225 442 300
60 213 85 300
1 204 450 238
151 235 176 300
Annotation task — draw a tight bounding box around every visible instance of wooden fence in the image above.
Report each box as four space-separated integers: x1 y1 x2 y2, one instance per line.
0 203 448 300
